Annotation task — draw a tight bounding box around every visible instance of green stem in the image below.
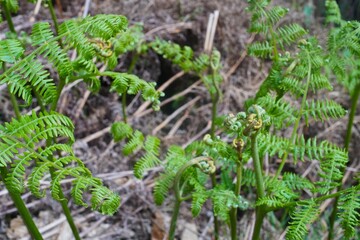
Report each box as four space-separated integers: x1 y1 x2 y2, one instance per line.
251 132 266 240
121 53 139 123
169 156 214 240
168 198 181 240
328 83 360 240
209 68 221 240
1 0 16 34
0 6 42 236
230 160 243 240
275 50 312 178
0 168 43 239
48 0 59 32
49 168 81 240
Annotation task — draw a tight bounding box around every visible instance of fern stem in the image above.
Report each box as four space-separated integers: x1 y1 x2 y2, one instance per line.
209 68 221 240
1 0 16 34
275 50 312 178
251 132 266 240
169 156 214 239
229 159 243 240
48 0 59 33
49 168 81 240
0 168 43 239
122 53 139 123
328 82 360 240
169 198 181 240
1 6 21 119
230 146 243 240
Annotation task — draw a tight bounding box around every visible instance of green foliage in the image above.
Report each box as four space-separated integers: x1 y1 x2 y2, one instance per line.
109 72 163 110
286 200 320 240
0 111 120 215
338 186 360 239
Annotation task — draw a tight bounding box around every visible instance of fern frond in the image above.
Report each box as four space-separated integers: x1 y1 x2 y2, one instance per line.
256 94 297 128
31 22 73 78
123 130 144 155
282 172 314 191
210 186 244 220
153 146 187 205
317 150 348 193
71 177 102 207
90 185 121 215
325 0 343 25
286 200 319 240
4 0 19 13
190 177 209 217
248 41 273 58
110 121 133 142
133 136 161 179
5 152 35 193
257 133 290 158
338 186 360 239
276 23 307 47
153 172 175 205
0 111 121 215
109 72 162 110
280 76 306 97
302 99 346 124
113 24 144 55
309 72 333 91
50 166 89 200
0 39 24 63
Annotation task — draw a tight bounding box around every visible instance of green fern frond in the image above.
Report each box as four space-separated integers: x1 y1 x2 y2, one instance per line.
0 111 121 215
210 186 244 220
282 172 314 191
123 130 144 155
50 166 89 200
133 136 161 179
150 38 196 72
257 133 290 158
248 41 273 58
153 172 175 205
317 150 348 193
302 99 346 124
110 121 133 142
28 162 50 198
190 177 209 217
90 185 121 215
338 186 360 239
280 77 306 97
113 24 144 55
256 94 297 128
109 72 163 110
71 177 102 207
325 0 342 25
0 39 24 63
5 152 35 193
3 0 19 13
31 22 73 78
286 200 319 240
309 72 333 91
153 146 187 205
276 24 307 47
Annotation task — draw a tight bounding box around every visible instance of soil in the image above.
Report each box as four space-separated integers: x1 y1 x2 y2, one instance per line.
0 0 359 239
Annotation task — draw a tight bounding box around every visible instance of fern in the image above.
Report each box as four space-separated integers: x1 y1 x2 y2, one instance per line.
286 200 320 240
302 99 346 124
338 186 360 239
0 111 120 215
133 136 161 179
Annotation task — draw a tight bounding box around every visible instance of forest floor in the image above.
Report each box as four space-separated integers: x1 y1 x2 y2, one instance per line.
0 0 359 239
